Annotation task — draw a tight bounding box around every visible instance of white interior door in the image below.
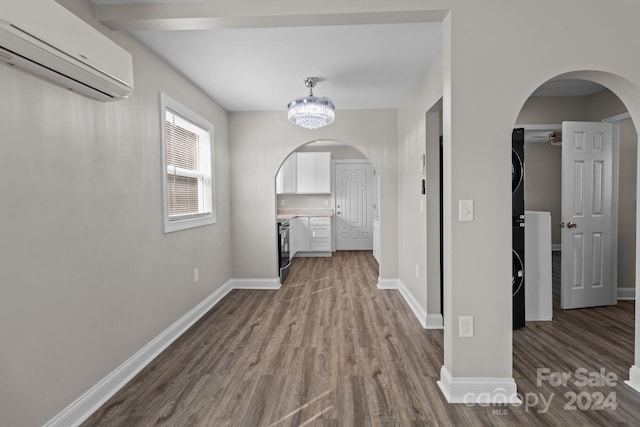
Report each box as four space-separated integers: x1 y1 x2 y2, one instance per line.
335 163 374 250
561 121 615 309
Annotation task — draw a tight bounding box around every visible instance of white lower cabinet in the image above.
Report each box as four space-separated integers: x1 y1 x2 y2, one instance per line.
309 216 331 252
293 217 310 253
291 216 332 256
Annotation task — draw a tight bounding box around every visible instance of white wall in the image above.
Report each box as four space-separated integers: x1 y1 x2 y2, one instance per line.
616 119 638 288
440 0 640 386
229 110 398 281
0 2 231 425
425 107 443 317
397 52 443 320
297 143 367 159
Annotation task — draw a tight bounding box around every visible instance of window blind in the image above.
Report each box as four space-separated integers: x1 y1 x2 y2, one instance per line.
165 110 204 219
160 93 215 233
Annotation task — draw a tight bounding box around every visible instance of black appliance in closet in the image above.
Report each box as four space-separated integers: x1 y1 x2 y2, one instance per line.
512 128 525 329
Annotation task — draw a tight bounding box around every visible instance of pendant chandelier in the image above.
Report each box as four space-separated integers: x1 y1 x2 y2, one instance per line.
287 77 335 129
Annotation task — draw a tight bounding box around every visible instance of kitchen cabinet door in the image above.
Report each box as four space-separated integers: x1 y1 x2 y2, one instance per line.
315 152 331 193
310 216 331 252
276 153 297 194
297 153 316 193
294 217 310 252
297 152 331 194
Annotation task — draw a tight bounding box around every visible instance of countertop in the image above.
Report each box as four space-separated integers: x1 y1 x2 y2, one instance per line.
277 208 334 220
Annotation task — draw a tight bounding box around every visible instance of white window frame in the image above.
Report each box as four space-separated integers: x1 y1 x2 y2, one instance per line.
160 93 216 233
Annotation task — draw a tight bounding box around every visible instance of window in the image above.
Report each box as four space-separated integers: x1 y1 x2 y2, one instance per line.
161 93 215 233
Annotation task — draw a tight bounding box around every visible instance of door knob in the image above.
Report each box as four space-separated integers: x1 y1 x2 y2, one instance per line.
567 222 577 229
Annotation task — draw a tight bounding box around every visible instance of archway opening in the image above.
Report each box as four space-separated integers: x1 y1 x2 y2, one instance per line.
512 75 638 403
274 140 380 283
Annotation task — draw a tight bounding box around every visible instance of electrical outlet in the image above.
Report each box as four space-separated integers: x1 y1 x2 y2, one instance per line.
281 199 286 206
193 268 199 283
459 199 474 222
325 199 329 207
459 316 474 338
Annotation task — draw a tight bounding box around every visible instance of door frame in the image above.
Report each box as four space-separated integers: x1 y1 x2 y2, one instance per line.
331 159 376 252
602 111 632 303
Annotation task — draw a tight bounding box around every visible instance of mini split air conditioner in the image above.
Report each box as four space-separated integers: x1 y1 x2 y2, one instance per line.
0 1 133 101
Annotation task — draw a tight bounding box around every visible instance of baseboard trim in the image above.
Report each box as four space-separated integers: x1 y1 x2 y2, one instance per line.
437 366 521 404
397 283 427 329
426 313 444 329
45 280 234 427
377 277 428 329
625 365 640 395
294 252 332 258
617 287 636 300
230 278 281 290
377 277 401 290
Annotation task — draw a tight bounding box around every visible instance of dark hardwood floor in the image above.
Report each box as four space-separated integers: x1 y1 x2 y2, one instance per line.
83 251 640 426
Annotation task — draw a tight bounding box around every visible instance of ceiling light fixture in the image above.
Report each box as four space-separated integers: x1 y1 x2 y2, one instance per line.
287 77 335 129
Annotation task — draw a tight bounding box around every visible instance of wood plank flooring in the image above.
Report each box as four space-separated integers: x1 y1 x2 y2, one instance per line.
83 251 640 426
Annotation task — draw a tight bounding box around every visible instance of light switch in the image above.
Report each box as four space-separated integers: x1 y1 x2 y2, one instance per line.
459 199 474 221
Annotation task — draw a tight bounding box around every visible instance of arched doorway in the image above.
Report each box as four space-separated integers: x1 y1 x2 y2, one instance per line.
275 140 381 282
512 73 640 400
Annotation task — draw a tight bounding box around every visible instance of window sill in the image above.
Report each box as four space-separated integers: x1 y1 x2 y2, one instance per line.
164 213 215 233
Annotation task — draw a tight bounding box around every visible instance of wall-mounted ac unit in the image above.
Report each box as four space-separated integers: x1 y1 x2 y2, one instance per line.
0 1 133 101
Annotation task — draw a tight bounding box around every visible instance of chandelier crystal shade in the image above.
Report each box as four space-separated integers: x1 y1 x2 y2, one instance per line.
287 77 335 129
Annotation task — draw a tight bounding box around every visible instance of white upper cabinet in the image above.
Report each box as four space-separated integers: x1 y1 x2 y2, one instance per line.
315 152 331 193
297 152 331 194
297 152 315 193
276 154 298 194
